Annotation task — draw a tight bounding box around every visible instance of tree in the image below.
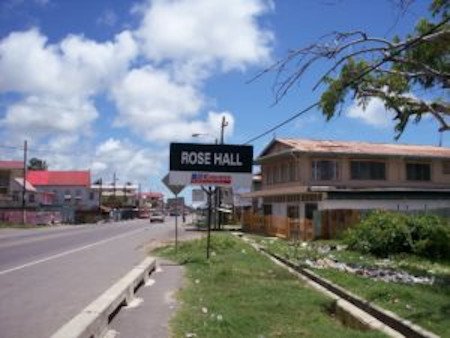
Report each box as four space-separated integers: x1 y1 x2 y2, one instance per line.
28 157 48 170
260 0 449 138
93 178 103 185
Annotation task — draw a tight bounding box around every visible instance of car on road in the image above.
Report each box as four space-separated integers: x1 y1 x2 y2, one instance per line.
150 211 165 222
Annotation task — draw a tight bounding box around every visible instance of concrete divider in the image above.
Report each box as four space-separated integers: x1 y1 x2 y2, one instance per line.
51 256 156 338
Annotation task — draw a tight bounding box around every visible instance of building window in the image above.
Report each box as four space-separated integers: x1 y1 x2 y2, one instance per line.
406 163 431 181
89 191 95 200
276 165 282 183
282 165 289 182
350 161 386 180
0 171 9 194
12 191 19 201
270 166 276 185
29 193 35 203
263 204 272 216
289 162 299 181
312 160 339 181
443 161 450 175
265 166 273 185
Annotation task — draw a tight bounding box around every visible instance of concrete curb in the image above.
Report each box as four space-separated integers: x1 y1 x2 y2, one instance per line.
235 233 439 338
51 256 156 338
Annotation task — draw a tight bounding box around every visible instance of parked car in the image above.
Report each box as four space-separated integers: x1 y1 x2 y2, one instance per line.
150 211 165 222
138 209 150 219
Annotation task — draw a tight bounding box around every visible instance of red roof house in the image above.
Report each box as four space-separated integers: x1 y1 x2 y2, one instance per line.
27 171 91 187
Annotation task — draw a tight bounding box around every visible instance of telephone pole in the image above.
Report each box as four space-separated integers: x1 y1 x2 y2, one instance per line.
220 115 228 144
217 116 228 229
22 140 28 224
113 172 117 198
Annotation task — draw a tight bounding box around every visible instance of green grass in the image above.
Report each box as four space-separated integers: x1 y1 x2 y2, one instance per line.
249 235 450 337
0 222 39 229
154 233 386 338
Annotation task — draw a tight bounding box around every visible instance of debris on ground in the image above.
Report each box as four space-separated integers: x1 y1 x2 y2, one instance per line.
304 257 435 285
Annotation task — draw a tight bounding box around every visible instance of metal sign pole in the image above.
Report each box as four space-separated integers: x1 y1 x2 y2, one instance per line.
206 187 212 259
175 193 178 253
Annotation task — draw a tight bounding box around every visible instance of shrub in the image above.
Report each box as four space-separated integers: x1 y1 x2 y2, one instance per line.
407 214 450 259
344 211 450 259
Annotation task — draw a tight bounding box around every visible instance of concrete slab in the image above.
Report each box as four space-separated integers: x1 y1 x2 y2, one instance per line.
109 259 184 338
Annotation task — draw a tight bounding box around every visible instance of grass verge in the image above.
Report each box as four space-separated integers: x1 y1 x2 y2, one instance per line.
0 222 39 229
250 234 450 337
154 233 386 338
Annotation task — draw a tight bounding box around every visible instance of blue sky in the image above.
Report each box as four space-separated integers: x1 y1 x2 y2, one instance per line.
0 0 446 198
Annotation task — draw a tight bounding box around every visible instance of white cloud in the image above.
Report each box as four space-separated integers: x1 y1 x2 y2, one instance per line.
97 9 118 27
346 98 394 127
112 66 203 139
0 28 137 142
1 95 98 139
0 0 274 187
93 138 165 184
111 66 236 142
135 0 273 82
149 111 235 142
0 29 137 97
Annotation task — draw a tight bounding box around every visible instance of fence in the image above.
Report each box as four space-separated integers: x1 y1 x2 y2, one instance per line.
242 211 314 240
0 209 62 225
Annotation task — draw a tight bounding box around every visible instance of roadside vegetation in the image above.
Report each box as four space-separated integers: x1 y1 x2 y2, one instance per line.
0 222 38 229
249 212 450 336
345 211 450 259
154 233 386 338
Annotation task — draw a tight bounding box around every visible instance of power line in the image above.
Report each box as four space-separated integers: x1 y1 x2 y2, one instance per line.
0 143 93 157
242 102 320 145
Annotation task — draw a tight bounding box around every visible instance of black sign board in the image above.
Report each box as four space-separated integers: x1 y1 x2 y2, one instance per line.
170 143 253 173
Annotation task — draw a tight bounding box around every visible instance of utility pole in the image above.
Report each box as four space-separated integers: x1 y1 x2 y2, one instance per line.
220 115 228 144
22 140 28 224
98 178 103 218
113 172 117 199
138 183 141 211
217 116 228 229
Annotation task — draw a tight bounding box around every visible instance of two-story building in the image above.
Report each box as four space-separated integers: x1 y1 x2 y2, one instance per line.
27 170 99 223
0 161 62 224
243 138 450 239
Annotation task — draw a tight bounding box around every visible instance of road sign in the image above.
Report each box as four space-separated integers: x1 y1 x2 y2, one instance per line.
162 174 185 195
192 188 206 202
169 143 253 188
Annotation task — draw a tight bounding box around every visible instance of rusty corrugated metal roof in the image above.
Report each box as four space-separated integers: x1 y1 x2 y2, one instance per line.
274 138 450 159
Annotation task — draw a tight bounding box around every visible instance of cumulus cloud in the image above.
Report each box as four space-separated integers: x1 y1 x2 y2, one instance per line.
112 66 202 125
1 95 98 137
134 0 273 82
0 28 137 143
346 98 394 128
0 29 137 97
92 138 165 183
149 111 235 142
0 0 274 187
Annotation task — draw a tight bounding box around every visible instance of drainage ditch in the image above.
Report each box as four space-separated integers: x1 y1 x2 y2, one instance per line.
255 245 438 338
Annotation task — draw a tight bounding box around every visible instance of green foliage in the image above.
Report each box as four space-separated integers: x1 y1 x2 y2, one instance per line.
155 234 385 338
316 0 450 137
27 157 48 170
344 211 450 259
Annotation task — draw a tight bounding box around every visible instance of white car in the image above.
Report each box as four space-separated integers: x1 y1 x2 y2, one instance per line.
150 211 165 223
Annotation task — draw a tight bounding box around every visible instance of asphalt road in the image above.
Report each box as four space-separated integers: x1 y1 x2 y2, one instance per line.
0 217 194 338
